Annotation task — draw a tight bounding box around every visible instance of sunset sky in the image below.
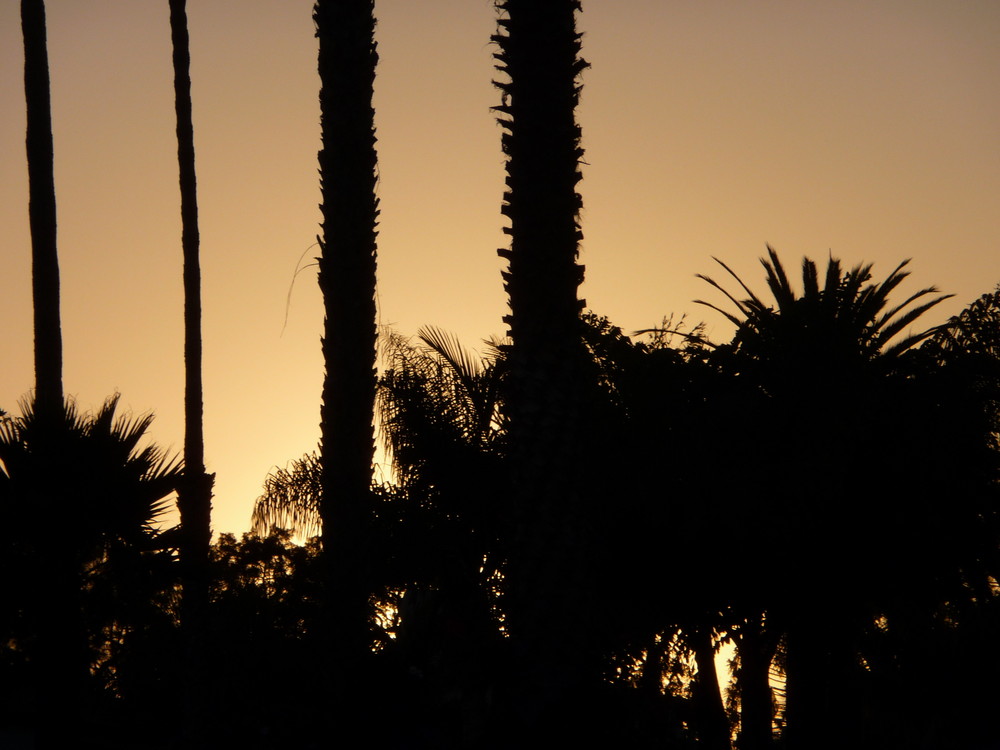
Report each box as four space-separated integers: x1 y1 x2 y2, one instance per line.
2 1 998 537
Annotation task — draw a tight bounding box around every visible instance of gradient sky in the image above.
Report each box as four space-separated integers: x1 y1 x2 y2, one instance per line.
2 1 998 537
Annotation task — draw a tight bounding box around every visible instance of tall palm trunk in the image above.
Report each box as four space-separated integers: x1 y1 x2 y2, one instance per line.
21 4 80 745
492 0 592 737
314 0 379 724
22 0 61 420
169 0 213 742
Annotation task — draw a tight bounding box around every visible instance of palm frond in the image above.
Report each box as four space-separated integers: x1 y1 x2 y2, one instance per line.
802 258 820 299
418 325 483 381
762 245 796 311
821 255 842 300
694 274 753 321
836 262 875 317
880 325 948 360
852 261 911 328
692 299 745 329
251 451 322 538
709 255 768 311
874 295 954 356
871 287 947 340
698 249 951 367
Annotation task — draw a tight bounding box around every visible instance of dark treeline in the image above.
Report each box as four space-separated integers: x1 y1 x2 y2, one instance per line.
3 1 1000 749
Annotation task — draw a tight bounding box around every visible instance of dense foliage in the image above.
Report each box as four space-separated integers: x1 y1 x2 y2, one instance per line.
2 267 998 748
246 261 1000 748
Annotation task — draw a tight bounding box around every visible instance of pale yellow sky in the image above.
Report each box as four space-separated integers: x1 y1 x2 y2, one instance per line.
2 1 998 536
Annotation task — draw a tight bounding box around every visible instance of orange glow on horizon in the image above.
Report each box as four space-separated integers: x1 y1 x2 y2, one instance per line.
1 1 998 536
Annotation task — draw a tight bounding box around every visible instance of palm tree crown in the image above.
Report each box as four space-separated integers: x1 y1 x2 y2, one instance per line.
696 246 953 381
0 394 181 544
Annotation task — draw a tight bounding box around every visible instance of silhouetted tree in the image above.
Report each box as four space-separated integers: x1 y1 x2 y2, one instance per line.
0 395 182 744
377 327 507 570
852 286 1000 748
22 0 61 422
581 313 738 748
492 0 598 738
168 0 214 744
695 248 956 749
19 3 75 743
203 530 326 747
253 328 508 636
314 0 380 726
252 329 506 551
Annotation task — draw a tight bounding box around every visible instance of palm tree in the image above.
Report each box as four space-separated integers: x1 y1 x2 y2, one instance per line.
314 0 380 724
251 329 508 743
695 247 954 749
378 327 506 501
19 3 74 741
696 246 951 375
168 0 213 743
252 328 507 567
0 394 182 742
492 0 596 737
21 0 62 423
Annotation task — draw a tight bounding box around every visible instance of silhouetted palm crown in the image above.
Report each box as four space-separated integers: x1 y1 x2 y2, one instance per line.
693 248 961 607
697 246 952 385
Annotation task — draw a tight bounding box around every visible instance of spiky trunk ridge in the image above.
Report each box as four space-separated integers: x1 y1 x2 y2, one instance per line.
169 0 214 743
493 0 593 737
494 0 587 340
314 0 379 719
22 0 62 421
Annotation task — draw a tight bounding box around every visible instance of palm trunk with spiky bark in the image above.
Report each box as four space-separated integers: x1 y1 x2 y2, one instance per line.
314 0 379 725
492 0 592 738
169 0 214 742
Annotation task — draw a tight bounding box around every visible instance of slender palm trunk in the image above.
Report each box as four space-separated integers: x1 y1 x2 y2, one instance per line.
492 0 592 737
22 0 62 420
314 0 379 725
169 0 213 742
22 4 80 745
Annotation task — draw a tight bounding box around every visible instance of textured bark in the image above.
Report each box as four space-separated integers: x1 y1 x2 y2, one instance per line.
169 1 214 743
314 0 379 722
492 0 593 737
